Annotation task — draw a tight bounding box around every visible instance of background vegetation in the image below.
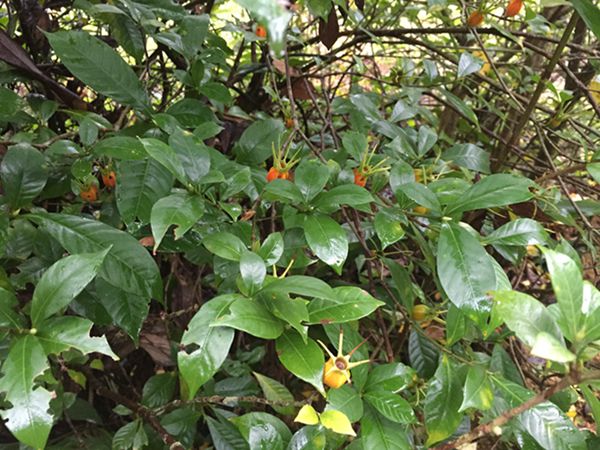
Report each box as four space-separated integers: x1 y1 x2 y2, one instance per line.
0 0 600 448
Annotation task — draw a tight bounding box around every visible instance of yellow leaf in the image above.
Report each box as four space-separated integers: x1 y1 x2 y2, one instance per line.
294 404 319 425
320 409 356 437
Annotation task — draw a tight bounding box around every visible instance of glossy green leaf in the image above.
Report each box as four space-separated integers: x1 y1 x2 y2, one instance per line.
374 210 405 249
326 385 363 422
396 182 441 212
31 248 108 326
440 88 478 125
116 158 174 224
240 251 267 293
437 222 496 327
307 286 384 324
459 365 493 412
37 316 117 358
259 291 308 341
484 218 549 246
179 295 237 399
364 391 416 424
493 376 587 450
206 416 249 450
27 212 162 300
141 373 177 408
45 30 150 111
408 330 439 379
442 143 490 173
424 356 463 446
263 179 305 204
530 332 575 363
494 290 563 347
360 406 412 450
169 128 211 184
0 288 24 329
140 138 187 183
0 144 48 210
212 298 284 339
588 162 600 183
276 331 324 394
93 136 146 160
446 174 534 215
234 118 283 165
254 372 296 416
294 160 330 202
0 335 53 449
457 52 483 78
258 233 284 265
304 214 348 275
151 193 204 251
364 363 416 393
542 248 584 343
231 412 292 446
260 276 335 301
313 184 374 210
203 231 247 261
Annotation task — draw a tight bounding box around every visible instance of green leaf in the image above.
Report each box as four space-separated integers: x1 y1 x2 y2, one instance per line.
231 412 292 446
260 276 335 301
374 210 405 249
142 373 176 408
27 212 162 300
437 222 496 327
168 128 211 184
207 416 249 450
313 184 374 210
151 193 204 251
542 248 584 343
95 278 149 342
234 118 283 164
457 52 483 78
235 0 292 56
439 88 478 126
361 406 412 450
417 125 437 155
247 423 285 450
203 232 247 261
263 179 305 204
258 233 284 265
199 81 232 105
259 292 308 341
254 372 296 416
31 248 108 326
459 365 493 412
306 0 332 19
294 160 330 202
446 174 535 215
484 218 549 246
212 298 284 339
93 136 146 160
319 410 356 436
588 162 600 184
179 295 236 399
494 290 564 347
442 143 490 173
364 391 416 424
287 426 326 450
304 215 348 275
364 363 416 393
0 335 53 449
113 419 148 450
45 30 150 111
116 158 174 224
493 376 587 450
0 144 48 210
424 356 463 446
0 288 25 329
408 330 439 379
37 316 117 358
530 332 575 363
140 138 187 183
396 182 441 213
276 331 324 394
571 0 600 41
326 385 363 422
239 251 267 293
307 286 384 324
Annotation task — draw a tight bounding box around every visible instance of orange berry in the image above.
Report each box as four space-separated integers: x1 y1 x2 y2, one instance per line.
353 168 367 187
467 11 484 27
413 206 428 215
412 304 430 322
267 167 280 182
80 185 98 202
278 170 292 181
505 0 523 17
323 358 349 389
256 25 267 38
414 168 423 183
102 170 116 189
285 118 295 129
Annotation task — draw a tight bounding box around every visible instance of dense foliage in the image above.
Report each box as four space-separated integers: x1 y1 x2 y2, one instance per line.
1 0 600 448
